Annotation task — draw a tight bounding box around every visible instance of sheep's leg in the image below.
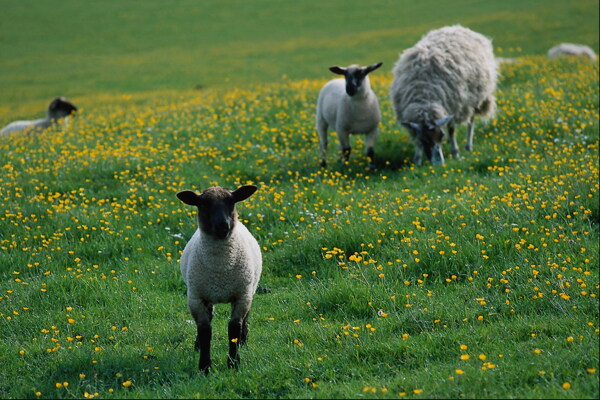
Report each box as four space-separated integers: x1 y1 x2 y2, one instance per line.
448 124 459 159
365 128 378 170
413 142 424 166
228 300 252 369
465 116 475 152
336 130 351 165
240 310 250 345
190 298 213 374
317 119 329 167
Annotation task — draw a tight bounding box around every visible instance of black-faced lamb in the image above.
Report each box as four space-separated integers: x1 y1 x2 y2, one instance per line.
0 97 77 137
547 43 597 61
177 185 262 374
316 62 383 169
390 25 498 165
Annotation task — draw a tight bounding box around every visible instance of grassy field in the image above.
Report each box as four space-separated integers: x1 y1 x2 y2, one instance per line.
0 1 598 399
0 0 598 116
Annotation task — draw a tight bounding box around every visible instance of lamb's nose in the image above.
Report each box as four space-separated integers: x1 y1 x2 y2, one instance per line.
214 222 230 239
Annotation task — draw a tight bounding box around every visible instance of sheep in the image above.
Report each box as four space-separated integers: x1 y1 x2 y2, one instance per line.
176 184 262 374
547 43 597 61
0 97 77 137
390 25 498 165
316 62 383 169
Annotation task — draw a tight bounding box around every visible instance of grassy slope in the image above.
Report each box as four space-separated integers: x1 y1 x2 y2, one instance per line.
0 1 598 399
0 56 597 399
0 0 598 114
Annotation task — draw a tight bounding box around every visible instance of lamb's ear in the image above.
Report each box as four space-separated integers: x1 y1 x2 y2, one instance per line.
177 190 201 206
435 115 454 127
329 66 347 75
365 62 383 74
401 121 421 133
232 185 258 203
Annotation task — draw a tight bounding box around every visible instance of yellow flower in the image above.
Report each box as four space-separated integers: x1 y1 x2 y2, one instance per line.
455 369 464 375
460 354 471 360
562 382 571 390
122 380 132 388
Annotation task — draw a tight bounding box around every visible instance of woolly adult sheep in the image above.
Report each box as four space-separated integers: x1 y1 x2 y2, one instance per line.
0 97 77 137
316 62 383 169
390 25 497 165
177 185 262 374
547 43 597 61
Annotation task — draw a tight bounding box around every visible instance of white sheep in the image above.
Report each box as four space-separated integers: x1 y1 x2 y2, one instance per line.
390 25 498 165
0 97 77 137
176 185 262 374
316 62 383 169
547 43 597 61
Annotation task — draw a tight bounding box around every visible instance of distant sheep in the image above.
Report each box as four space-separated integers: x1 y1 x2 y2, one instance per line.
390 25 498 165
0 97 77 137
548 43 597 61
316 62 383 169
177 185 262 374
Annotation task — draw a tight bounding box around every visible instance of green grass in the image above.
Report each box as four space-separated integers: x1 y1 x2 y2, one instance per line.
0 0 598 115
0 1 598 399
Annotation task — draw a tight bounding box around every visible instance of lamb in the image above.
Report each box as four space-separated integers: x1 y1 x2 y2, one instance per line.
0 97 77 137
316 62 383 169
176 185 262 374
547 43 597 61
390 25 498 165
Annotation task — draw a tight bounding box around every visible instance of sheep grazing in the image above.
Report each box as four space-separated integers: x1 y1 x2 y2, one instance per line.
316 62 383 169
177 185 262 374
0 97 77 137
547 43 597 61
390 25 498 165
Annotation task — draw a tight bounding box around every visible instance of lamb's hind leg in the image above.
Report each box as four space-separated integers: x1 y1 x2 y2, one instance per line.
365 127 379 170
317 118 329 167
465 116 475 152
190 298 213 374
228 299 252 369
240 310 250 345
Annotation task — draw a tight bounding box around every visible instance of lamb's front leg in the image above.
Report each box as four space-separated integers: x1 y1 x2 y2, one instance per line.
228 299 252 369
336 129 351 165
190 298 213 374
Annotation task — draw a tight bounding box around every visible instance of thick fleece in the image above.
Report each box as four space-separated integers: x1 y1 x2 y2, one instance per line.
390 25 497 165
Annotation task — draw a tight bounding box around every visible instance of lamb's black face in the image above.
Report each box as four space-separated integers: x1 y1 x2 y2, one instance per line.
197 188 237 240
177 185 257 240
344 68 366 97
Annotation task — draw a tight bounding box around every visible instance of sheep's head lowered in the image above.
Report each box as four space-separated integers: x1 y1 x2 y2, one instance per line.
329 62 383 97
177 185 257 240
402 115 453 166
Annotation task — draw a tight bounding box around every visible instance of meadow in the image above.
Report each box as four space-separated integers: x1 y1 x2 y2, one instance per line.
0 1 598 399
